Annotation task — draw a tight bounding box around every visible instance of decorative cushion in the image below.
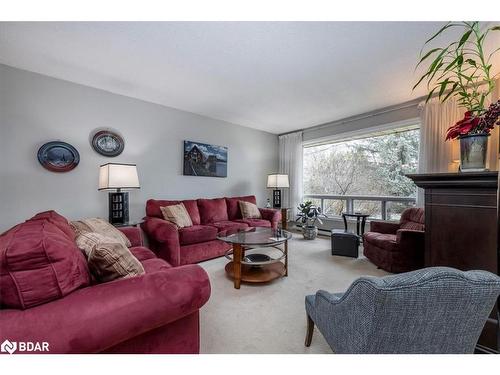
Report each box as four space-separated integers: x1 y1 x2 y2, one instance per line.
400 208 425 231
146 199 201 225
28 210 76 241
225 196 257 220
0 217 90 309
400 221 424 231
198 198 228 224
75 232 144 283
234 218 271 228
363 232 399 252
239 200 262 219
160 203 193 228
75 232 109 257
71 218 131 247
209 221 249 236
178 225 218 246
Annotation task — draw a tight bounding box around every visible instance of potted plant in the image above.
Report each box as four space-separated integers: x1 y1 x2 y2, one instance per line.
414 21 500 171
296 201 326 240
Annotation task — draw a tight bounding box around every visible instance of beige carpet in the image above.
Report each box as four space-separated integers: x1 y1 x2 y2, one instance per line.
198 232 389 354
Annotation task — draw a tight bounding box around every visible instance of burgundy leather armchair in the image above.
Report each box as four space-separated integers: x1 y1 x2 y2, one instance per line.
363 208 425 273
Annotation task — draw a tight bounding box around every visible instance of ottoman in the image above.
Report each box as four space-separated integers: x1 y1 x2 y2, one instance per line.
331 229 359 258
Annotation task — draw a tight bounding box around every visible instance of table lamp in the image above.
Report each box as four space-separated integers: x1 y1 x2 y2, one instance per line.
98 163 140 224
267 174 289 208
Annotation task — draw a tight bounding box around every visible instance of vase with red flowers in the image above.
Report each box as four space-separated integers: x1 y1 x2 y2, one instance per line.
414 21 500 171
446 101 500 170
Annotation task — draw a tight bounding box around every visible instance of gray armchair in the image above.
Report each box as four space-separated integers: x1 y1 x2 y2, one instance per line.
305 267 500 353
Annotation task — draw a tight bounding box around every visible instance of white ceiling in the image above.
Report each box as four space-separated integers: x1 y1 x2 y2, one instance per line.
1 21 495 134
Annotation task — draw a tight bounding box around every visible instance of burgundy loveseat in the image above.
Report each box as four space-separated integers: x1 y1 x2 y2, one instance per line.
363 207 425 273
142 195 281 267
0 211 210 354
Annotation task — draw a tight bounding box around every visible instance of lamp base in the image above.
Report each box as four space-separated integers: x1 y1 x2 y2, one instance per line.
272 189 281 208
108 192 129 224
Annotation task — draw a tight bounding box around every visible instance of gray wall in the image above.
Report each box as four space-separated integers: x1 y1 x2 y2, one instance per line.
0 64 278 231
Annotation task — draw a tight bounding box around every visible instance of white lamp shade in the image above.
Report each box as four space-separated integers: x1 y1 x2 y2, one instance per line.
98 163 140 190
267 174 289 188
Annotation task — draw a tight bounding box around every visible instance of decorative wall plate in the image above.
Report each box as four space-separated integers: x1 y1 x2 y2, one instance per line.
91 130 125 157
37 141 80 172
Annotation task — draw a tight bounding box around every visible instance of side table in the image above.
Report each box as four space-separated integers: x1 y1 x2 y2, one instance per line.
341 213 370 237
111 220 144 228
280 207 291 230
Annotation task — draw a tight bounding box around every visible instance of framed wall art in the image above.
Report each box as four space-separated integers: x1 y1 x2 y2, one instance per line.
183 140 227 177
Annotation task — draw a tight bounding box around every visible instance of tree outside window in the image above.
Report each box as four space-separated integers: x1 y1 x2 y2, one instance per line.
303 128 419 219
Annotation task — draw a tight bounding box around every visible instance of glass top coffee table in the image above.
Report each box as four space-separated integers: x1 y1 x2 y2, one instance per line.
217 227 292 289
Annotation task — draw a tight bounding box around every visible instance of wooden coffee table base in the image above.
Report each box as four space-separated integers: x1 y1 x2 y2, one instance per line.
218 231 290 289
225 262 286 284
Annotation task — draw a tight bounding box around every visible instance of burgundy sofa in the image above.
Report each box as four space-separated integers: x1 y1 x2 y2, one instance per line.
363 208 425 273
0 211 210 354
142 195 281 267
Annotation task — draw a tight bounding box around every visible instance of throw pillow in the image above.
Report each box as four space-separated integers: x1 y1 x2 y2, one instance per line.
75 231 109 257
239 200 262 219
160 203 193 228
71 218 131 247
75 232 145 283
0 219 90 310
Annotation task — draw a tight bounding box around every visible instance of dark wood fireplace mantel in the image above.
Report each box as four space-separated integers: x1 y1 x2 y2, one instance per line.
407 171 499 353
408 171 498 189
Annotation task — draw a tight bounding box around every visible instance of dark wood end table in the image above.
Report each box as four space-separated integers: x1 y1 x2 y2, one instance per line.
111 220 144 228
341 212 370 237
280 207 291 230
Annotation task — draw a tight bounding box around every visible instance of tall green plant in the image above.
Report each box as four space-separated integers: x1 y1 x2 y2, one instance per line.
414 22 500 114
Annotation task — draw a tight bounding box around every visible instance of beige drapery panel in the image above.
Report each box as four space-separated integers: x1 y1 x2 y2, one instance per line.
278 131 303 215
490 81 500 169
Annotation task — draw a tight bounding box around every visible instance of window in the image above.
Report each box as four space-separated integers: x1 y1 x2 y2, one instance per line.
303 126 419 220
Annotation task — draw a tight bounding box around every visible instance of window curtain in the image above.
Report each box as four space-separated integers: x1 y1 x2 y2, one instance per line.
417 79 500 205
278 131 303 216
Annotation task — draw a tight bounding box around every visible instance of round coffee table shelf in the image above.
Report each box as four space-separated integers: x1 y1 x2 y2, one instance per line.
224 247 286 265
217 228 292 289
225 262 286 283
